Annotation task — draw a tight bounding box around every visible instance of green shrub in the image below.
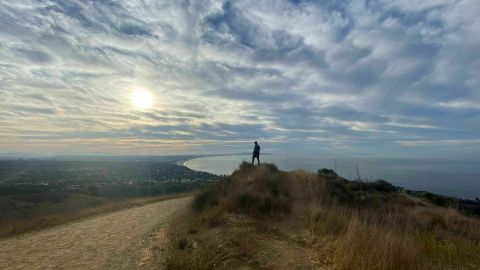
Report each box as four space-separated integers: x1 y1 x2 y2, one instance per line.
422 192 457 207
368 180 398 192
409 191 458 207
349 179 398 193
318 168 338 179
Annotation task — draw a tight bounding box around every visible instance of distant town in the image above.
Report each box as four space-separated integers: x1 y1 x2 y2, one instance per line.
0 157 221 199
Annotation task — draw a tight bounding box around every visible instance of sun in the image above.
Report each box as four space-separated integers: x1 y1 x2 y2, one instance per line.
130 89 153 109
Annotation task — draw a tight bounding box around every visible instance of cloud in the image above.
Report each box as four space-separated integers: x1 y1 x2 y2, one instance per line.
15 48 53 64
0 0 478 157
9 104 58 115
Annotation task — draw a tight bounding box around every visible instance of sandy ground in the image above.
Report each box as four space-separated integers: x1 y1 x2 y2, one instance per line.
0 196 191 270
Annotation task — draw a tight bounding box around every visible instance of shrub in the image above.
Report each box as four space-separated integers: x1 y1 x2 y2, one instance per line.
422 192 457 207
325 178 357 204
189 206 225 233
367 179 398 192
263 163 279 172
238 161 253 171
192 189 219 213
348 179 398 193
192 163 292 217
318 168 338 179
235 191 261 212
229 170 291 216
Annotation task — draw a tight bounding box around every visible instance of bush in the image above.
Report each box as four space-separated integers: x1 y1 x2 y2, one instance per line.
349 179 398 193
192 189 219 213
229 167 291 216
189 206 225 232
238 161 253 171
422 192 457 207
192 163 292 217
318 168 338 179
263 163 279 172
325 178 357 204
367 180 398 192
236 191 261 212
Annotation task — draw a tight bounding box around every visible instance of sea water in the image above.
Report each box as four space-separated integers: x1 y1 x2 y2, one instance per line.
184 155 480 199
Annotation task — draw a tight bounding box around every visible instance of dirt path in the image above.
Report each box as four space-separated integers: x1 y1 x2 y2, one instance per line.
0 196 191 270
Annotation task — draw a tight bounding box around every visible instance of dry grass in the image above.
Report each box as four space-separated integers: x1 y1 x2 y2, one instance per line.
188 204 226 233
308 204 350 237
304 169 480 269
0 192 191 238
160 164 480 269
333 215 422 270
163 227 230 270
192 162 291 217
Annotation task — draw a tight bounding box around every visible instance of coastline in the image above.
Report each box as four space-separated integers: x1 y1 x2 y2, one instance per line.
181 155 480 200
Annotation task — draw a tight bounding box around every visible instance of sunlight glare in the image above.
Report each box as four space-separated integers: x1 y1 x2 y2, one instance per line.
131 89 153 109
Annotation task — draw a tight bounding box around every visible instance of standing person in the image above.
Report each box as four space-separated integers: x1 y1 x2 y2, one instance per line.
252 141 260 165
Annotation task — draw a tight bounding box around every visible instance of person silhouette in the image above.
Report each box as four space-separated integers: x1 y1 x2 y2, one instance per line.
252 141 260 165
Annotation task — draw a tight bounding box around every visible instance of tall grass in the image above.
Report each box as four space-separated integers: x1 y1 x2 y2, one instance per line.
304 170 480 269
334 215 422 270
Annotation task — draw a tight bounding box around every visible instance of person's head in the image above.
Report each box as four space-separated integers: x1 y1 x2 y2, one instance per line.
254 141 257 145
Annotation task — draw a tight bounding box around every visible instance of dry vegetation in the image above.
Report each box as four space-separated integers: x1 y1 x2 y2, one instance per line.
0 192 190 237
157 162 480 269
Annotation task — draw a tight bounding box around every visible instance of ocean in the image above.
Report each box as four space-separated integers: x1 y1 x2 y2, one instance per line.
184 155 480 199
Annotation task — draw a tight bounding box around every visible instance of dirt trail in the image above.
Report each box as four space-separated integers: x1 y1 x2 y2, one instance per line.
0 196 191 270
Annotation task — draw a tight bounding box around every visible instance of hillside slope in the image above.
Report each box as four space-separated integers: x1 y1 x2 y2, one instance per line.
0 196 191 270
158 163 480 270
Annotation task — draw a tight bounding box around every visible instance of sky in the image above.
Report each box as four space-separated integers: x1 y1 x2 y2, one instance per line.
0 0 479 158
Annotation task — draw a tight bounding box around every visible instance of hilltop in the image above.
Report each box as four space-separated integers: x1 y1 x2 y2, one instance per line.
155 163 480 270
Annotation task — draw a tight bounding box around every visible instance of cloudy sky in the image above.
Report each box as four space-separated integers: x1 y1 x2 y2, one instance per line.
0 0 479 157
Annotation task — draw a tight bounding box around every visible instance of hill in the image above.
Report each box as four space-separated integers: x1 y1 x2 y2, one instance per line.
155 163 480 269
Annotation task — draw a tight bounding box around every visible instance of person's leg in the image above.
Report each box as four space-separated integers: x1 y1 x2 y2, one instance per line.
252 155 254 165
256 154 260 165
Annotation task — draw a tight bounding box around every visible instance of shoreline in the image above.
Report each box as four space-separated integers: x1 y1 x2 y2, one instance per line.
181 155 480 200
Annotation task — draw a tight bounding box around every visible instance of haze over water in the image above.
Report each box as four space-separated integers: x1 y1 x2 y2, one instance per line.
185 155 480 199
